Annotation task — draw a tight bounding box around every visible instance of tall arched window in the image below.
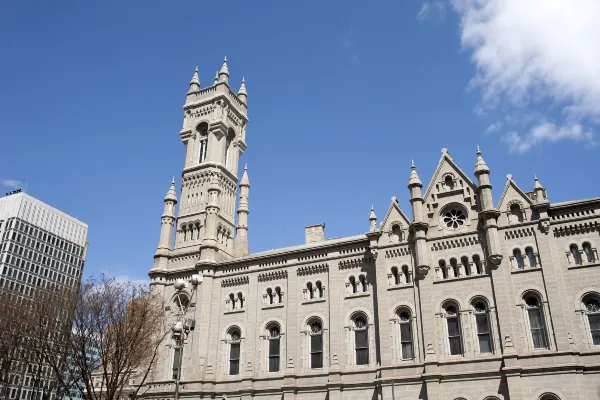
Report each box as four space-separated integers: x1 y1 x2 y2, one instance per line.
315 281 323 298
353 314 369 365
509 203 524 223
307 282 314 299
224 134 232 167
444 175 454 190
444 303 462 355
267 324 281 372
397 309 413 360
473 255 483 275
583 294 600 346
513 249 523 269
359 275 367 292
450 258 459 278
525 247 536 267
440 260 448 279
229 293 236 310
583 242 595 263
237 292 244 309
391 267 400 285
461 256 470 276
524 294 548 349
349 276 357 294
227 328 241 375
198 126 208 163
472 299 492 353
402 266 410 284
267 288 274 305
391 225 402 242
308 319 323 369
275 287 283 303
570 244 582 265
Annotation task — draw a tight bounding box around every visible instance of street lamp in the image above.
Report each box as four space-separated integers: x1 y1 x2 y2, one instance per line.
172 274 202 400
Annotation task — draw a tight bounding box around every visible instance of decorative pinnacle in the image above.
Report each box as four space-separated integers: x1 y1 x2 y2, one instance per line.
408 160 422 187
238 77 247 97
214 70 219 84
411 159 416 170
219 56 229 76
188 66 200 93
369 205 377 220
474 145 490 176
477 145 481 155
534 174 544 189
164 178 177 203
240 163 250 187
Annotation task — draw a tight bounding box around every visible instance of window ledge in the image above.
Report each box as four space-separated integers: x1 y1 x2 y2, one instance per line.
262 303 284 310
224 309 245 315
511 267 542 274
345 292 371 299
433 274 487 284
567 261 600 270
302 298 326 305
387 284 413 291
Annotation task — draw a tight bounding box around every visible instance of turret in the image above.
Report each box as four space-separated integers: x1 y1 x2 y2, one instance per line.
218 57 229 83
534 175 549 204
473 147 502 265
238 77 247 103
369 205 377 232
234 165 250 257
153 178 178 265
408 160 429 277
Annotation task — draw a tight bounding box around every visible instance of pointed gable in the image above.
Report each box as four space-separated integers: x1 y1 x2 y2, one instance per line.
379 196 411 246
496 174 535 226
423 148 478 203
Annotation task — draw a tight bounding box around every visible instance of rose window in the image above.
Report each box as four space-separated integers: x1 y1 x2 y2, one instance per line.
443 208 466 230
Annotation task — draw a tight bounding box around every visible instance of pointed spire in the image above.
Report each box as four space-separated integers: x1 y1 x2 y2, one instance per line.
187 66 200 94
408 160 422 187
240 163 250 187
214 70 219 85
474 145 490 176
219 57 229 83
237 77 247 102
369 205 377 232
164 178 177 203
369 205 377 220
534 174 543 189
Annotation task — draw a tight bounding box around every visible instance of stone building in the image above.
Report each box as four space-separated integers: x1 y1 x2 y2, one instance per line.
145 59 600 400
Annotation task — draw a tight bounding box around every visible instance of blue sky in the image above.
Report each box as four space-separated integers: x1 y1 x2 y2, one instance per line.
1 0 598 282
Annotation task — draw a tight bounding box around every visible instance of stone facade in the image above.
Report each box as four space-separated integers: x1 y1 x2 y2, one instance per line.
145 60 600 400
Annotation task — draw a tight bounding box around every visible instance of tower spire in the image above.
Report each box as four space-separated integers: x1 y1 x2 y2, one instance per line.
214 70 219 85
152 178 178 270
369 205 377 232
234 164 250 257
187 66 200 94
533 175 548 203
238 77 247 103
219 57 229 83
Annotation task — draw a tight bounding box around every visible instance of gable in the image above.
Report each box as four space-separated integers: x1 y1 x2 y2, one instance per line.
496 175 535 226
379 196 411 245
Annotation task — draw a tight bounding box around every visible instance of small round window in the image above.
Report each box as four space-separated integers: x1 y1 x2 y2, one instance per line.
440 204 468 231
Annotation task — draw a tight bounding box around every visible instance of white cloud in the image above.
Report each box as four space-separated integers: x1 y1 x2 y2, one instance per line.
1 179 23 189
502 122 595 154
417 1 447 23
450 0 600 152
485 120 503 134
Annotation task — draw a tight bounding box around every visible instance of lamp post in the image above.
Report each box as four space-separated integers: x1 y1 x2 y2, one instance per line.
172 274 202 400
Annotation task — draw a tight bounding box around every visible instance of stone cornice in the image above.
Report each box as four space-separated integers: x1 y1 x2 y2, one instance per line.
221 275 249 287
297 263 329 276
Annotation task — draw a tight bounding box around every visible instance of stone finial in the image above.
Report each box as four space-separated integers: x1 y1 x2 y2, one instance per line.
238 77 247 102
187 66 200 94
240 164 250 187
534 174 543 189
369 205 377 232
219 57 229 82
474 145 490 176
164 178 177 203
214 70 219 85
408 160 423 188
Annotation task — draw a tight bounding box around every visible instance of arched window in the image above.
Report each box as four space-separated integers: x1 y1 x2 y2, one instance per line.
275 287 283 303
583 294 600 346
402 266 410 284
444 303 462 355
237 292 244 309
198 126 208 163
450 258 459 278
315 281 323 298
509 203 524 223
397 309 413 360
570 244 582 265
391 267 400 285
182 227 187 242
539 394 561 400
308 318 323 369
525 247 536 267
349 276 357 294
267 324 281 372
227 328 241 375
229 293 236 310
444 175 454 190
359 275 367 292
391 225 402 242
472 299 492 353
307 282 314 299
524 294 548 349
583 242 596 263
461 256 470 276
224 134 232 167
353 314 369 365
473 255 483 275
513 249 523 269
267 288 274 305
440 260 448 279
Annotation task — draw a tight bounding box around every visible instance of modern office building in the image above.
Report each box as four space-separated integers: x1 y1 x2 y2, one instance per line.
144 59 600 400
0 191 87 295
